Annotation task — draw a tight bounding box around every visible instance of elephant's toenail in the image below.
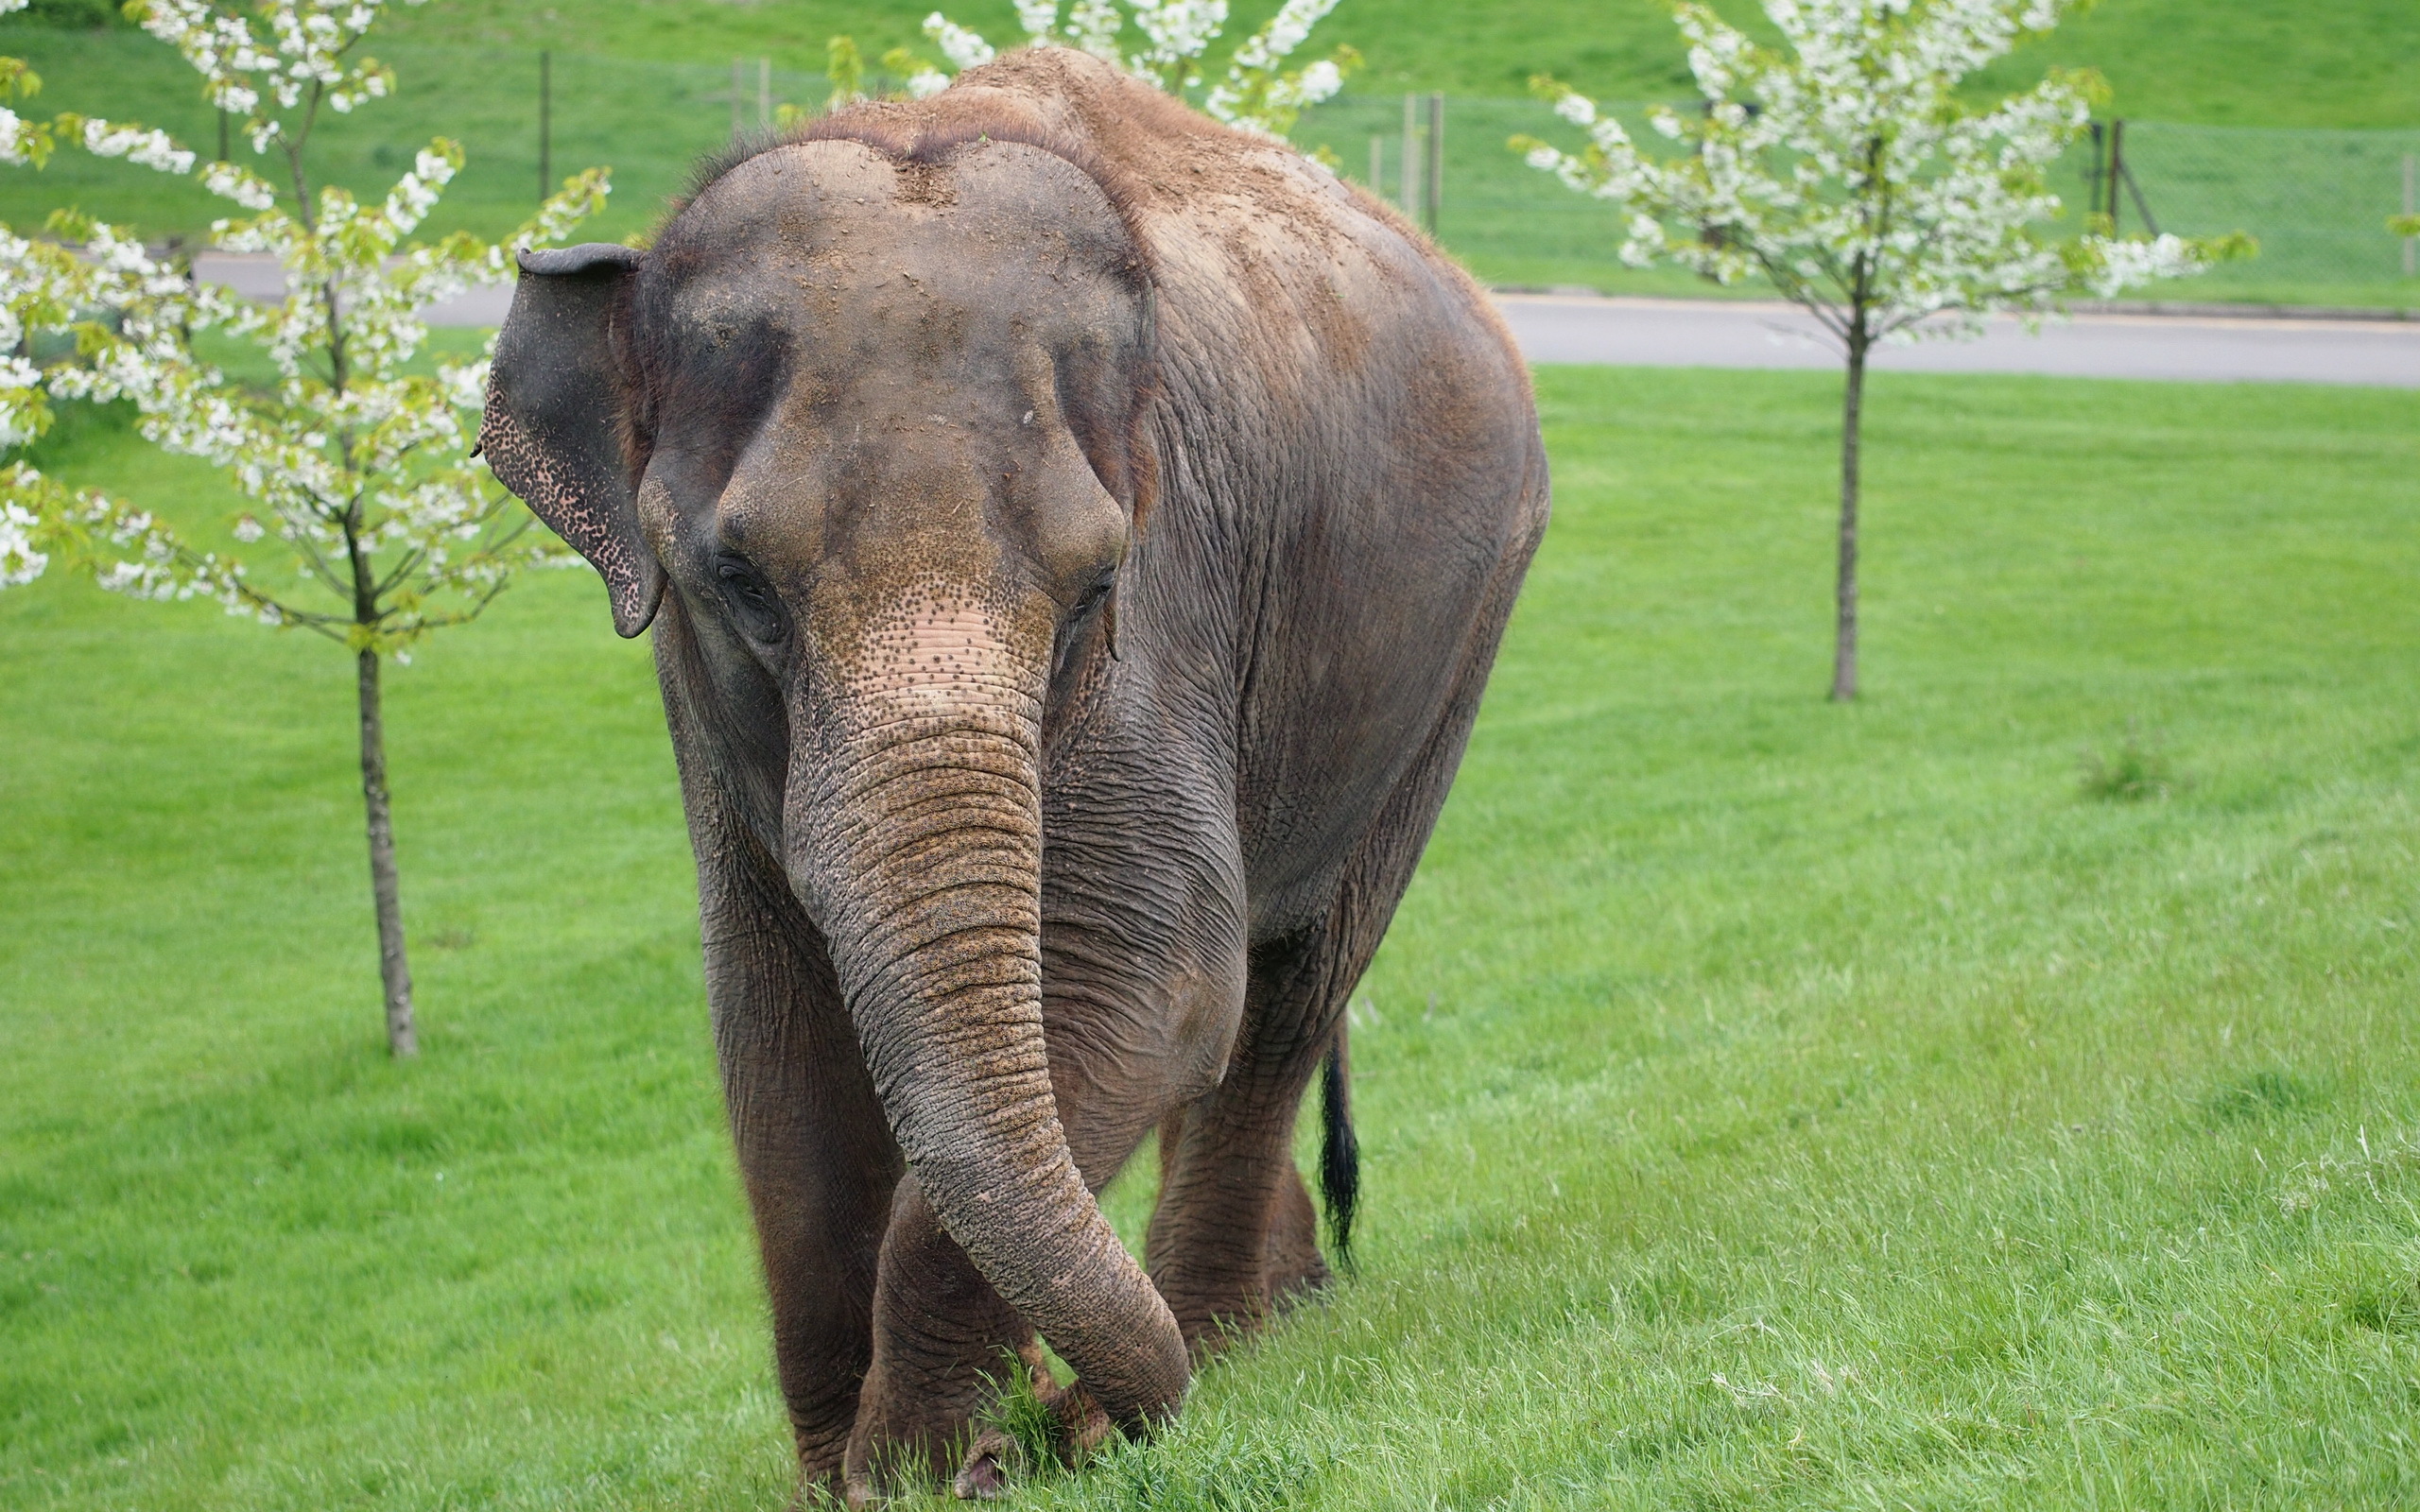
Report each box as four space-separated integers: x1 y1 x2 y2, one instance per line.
952 1452 1006 1501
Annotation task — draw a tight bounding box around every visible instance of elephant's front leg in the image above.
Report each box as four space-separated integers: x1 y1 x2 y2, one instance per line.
841 1010 1188 1498
843 1101 1165 1499
843 1177 1044 1499
697 827 904 1492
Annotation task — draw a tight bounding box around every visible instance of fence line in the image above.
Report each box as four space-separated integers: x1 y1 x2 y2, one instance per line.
2 28 2412 300
1296 95 2420 296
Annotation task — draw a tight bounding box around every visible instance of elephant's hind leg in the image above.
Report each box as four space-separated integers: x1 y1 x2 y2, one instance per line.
1146 930 1349 1350
1262 1143 1334 1308
1150 524 1536 1348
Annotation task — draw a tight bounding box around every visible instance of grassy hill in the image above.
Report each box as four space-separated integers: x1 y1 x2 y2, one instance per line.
3 2 2414 303
9 0 2414 123
358 0 2420 129
7 366 2420 1509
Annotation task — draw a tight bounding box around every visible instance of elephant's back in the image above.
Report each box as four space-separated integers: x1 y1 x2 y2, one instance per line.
953 49 1548 936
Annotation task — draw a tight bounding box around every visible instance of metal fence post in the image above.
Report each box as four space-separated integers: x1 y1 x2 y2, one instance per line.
732 57 745 141
537 50 551 199
1402 93 1418 221
2084 120 2104 222
2405 153 2415 278
2108 117 2124 232
759 57 771 132
1426 93 1443 238
2112 120 2159 236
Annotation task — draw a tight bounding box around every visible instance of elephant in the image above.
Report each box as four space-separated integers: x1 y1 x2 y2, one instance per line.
478 44 1547 1503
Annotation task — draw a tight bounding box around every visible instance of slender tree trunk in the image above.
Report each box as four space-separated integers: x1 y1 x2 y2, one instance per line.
1831 329 1869 702
356 646 417 1057
291 76 409 1053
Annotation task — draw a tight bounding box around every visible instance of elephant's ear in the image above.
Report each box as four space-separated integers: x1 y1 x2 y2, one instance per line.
480 243 664 638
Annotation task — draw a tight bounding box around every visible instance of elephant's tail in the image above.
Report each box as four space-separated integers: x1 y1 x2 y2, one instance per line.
1320 1023 1360 1275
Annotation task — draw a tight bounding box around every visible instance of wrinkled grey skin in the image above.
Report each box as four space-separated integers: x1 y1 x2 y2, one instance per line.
479 47 1546 1503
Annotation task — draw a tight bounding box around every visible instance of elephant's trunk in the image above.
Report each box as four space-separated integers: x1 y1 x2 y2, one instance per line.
785 591 1186 1429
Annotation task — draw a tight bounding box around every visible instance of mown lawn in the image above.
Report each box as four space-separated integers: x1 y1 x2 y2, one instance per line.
164 0 2420 125
4 367 2419 1510
7 0 2418 306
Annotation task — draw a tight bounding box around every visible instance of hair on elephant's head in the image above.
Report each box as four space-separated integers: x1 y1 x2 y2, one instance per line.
478 117 1187 1429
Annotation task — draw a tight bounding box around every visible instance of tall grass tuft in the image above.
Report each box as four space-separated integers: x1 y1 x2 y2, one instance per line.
2078 724 2178 800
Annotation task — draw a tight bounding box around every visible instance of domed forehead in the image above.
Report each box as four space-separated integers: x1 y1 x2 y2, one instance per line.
651 137 1141 330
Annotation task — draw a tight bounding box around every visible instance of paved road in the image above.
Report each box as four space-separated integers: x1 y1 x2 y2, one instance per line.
194 255 2420 387
192 252 517 326
1493 292 2420 387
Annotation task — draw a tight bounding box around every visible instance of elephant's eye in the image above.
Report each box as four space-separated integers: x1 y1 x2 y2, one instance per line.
1073 565 1115 621
714 556 789 644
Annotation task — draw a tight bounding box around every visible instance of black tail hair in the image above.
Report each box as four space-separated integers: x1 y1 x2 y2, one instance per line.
1319 1027 1360 1274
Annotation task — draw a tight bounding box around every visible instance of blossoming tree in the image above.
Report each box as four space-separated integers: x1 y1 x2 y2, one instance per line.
0 0 609 1057
1519 0 2247 700
905 0 1357 139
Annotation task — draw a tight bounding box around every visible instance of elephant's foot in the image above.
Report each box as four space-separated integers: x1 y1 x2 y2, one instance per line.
786 1415 857 1507
1167 1168 1334 1359
951 1377 1113 1500
841 1390 976 1506
1261 1168 1335 1314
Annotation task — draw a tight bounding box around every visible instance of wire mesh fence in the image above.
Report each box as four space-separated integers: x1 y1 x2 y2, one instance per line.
2091 121 2420 289
3 24 2413 306
1296 94 2420 304
0 34 854 246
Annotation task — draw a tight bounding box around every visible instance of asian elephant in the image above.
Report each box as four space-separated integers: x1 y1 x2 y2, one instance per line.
478 45 1547 1503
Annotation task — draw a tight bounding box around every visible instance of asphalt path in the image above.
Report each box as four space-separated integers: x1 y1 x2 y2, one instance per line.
193 254 2420 387
1493 292 2420 387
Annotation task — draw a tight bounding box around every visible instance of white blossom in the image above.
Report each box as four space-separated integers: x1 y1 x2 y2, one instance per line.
1129 0 1227 87
1014 0 1061 38
2076 232 2209 298
1227 0 1338 73
136 0 412 146
201 160 277 210
924 13 998 71
0 347 41 449
79 117 197 175
0 0 603 659
1201 0 1344 134
0 499 44 587
1065 0 1124 61
1518 0 2235 347
915 0 1342 137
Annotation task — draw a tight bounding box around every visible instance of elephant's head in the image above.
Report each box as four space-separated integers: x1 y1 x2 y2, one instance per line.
477 124 1183 1426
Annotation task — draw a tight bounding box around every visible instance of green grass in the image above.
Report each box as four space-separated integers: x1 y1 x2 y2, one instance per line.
6 2 2417 302
1300 94 2420 305
284 0 2420 127
11 0 2415 125
6 367 2420 1509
